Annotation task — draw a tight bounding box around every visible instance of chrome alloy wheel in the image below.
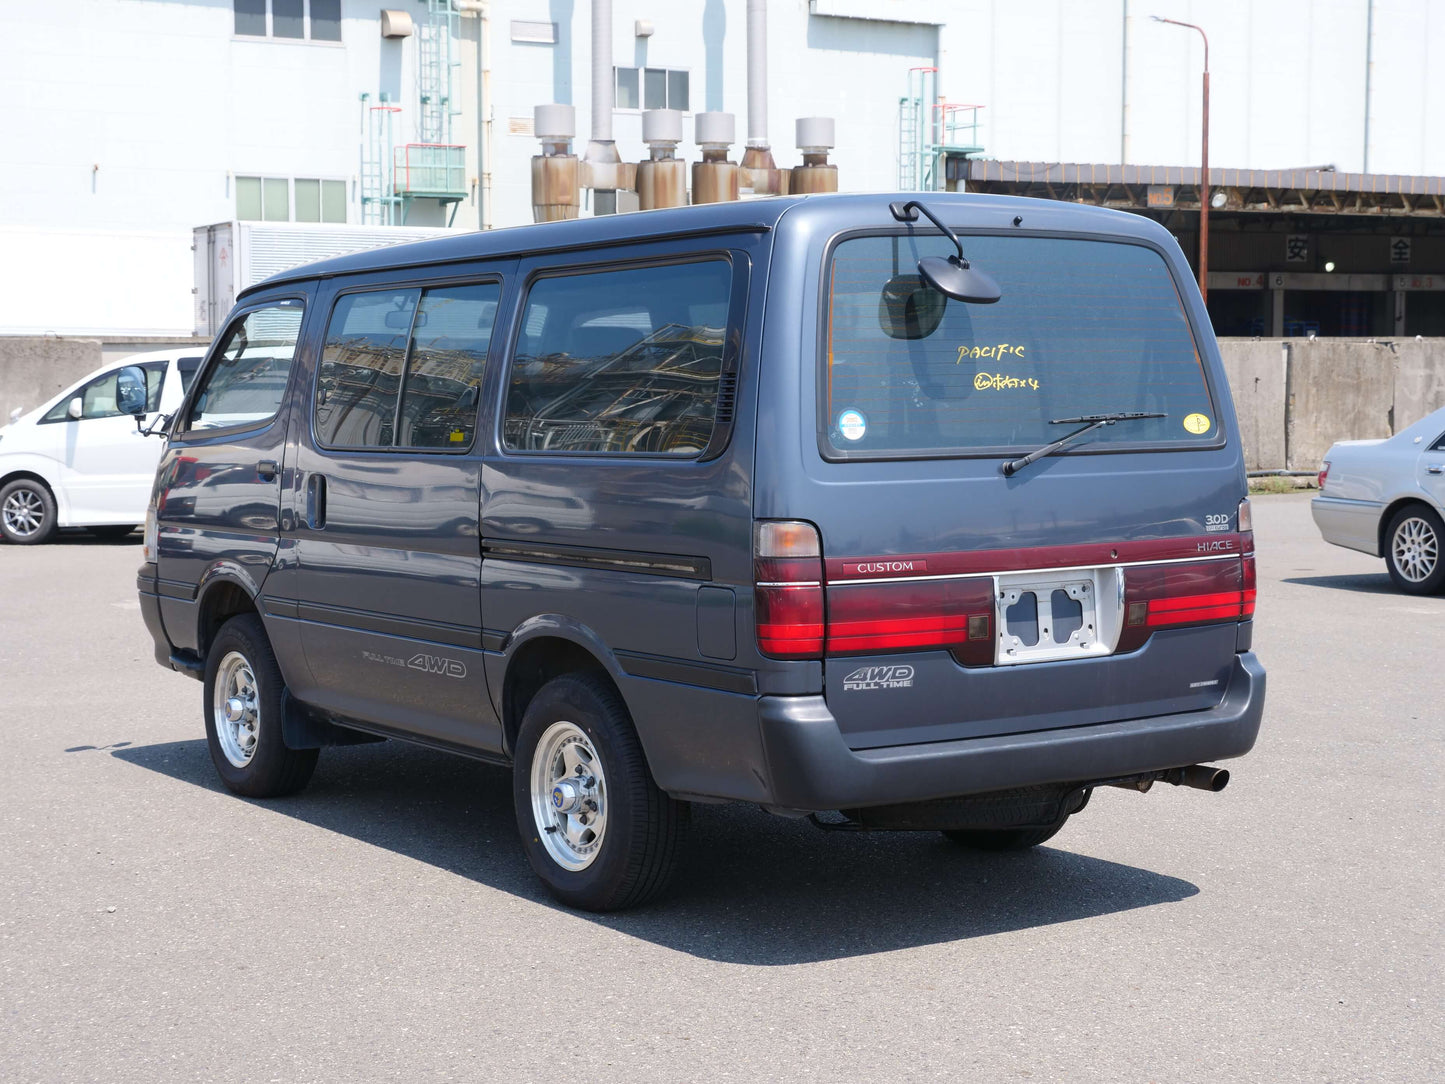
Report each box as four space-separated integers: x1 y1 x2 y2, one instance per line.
213 651 260 768
2 488 44 538
530 721 608 871
1392 516 1439 583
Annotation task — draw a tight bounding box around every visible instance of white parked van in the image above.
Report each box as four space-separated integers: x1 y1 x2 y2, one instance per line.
0 349 204 543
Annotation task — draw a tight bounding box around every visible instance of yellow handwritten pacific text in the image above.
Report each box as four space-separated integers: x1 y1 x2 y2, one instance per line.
956 343 1026 364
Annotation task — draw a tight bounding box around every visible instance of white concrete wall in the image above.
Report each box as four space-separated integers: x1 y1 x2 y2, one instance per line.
937 0 1445 176
1 0 1441 335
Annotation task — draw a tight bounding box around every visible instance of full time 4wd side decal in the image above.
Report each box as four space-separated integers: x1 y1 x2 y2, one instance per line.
362 650 467 679
843 665 915 691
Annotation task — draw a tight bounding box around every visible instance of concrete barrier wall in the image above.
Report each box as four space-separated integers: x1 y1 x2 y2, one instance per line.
1219 338 1445 470
0 337 102 422
1218 340 1287 471
0 336 207 423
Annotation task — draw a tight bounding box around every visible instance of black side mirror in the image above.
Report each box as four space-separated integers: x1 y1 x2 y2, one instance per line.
116 366 148 416
888 200 1002 304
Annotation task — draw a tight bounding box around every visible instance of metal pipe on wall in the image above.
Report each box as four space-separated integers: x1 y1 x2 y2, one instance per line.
746 0 767 148
582 0 622 213
592 0 612 144
457 1 491 229
740 0 781 195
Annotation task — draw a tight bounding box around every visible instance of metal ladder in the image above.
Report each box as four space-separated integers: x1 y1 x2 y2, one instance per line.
419 0 462 146
897 67 938 191
360 96 401 225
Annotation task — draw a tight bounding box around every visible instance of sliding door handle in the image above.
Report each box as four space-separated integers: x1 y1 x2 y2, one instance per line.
306 473 328 530
257 459 279 480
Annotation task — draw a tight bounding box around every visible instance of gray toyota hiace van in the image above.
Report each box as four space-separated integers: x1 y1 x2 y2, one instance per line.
137 193 1265 911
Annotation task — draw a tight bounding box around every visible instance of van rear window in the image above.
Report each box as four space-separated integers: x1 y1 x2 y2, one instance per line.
823 234 1217 459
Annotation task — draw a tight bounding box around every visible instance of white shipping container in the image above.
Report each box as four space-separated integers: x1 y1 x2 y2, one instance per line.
193 221 454 337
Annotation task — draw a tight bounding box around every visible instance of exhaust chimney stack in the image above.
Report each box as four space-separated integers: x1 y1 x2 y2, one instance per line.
582 0 624 214
740 0 782 195
789 116 838 194
636 109 687 210
531 104 580 221
692 112 739 204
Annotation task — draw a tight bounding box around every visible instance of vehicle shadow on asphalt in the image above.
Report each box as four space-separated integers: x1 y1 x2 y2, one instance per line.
113 738 1199 965
1282 573 1399 595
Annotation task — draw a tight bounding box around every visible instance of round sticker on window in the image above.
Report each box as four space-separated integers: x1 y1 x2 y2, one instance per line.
837 409 867 441
1183 413 1212 435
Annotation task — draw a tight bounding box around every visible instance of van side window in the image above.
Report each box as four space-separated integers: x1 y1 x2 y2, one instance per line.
316 281 500 450
316 290 419 448
398 283 499 448
187 301 304 431
176 357 205 394
503 260 732 456
41 363 166 422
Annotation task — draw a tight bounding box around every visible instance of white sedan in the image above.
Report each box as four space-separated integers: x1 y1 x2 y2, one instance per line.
1312 404 1445 594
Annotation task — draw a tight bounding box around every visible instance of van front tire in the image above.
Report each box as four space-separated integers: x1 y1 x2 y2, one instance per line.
203 614 318 798
513 674 686 911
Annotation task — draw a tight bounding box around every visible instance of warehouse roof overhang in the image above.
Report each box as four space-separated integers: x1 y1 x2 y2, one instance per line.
960 160 1445 217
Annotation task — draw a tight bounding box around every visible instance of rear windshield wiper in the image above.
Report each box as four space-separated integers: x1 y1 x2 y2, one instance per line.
1001 412 1167 477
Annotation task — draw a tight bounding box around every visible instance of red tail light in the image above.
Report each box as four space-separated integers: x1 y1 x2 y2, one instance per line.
826 577 994 662
754 521 824 658
1118 557 1253 652
1317 461 1330 491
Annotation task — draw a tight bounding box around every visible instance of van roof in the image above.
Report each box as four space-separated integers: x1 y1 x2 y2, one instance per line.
239 192 1172 300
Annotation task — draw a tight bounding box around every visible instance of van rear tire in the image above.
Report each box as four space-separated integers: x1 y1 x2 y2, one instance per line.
941 818 1069 851
513 674 686 911
203 614 318 798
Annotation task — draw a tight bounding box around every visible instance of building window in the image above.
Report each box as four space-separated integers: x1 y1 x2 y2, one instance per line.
234 0 341 42
237 176 347 223
614 67 690 112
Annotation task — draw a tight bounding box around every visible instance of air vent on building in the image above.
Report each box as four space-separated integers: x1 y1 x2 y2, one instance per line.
512 20 557 44
509 116 536 137
380 10 413 38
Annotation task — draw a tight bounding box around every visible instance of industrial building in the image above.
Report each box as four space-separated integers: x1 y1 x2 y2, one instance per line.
1 0 1442 339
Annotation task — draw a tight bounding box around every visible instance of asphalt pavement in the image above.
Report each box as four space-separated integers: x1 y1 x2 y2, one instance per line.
1 493 1440 1083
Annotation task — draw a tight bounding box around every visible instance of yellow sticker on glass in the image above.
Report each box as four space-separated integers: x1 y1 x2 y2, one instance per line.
1183 413 1212 435
449 429 466 443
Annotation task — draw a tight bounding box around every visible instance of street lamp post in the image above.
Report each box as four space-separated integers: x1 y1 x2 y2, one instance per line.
1151 15 1210 304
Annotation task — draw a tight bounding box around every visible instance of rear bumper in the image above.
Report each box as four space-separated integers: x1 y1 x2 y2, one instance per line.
756 651 1265 812
137 563 173 669
1311 496 1382 556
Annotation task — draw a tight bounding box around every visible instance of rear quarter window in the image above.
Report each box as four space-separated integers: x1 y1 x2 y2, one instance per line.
823 234 1218 459
503 259 733 456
